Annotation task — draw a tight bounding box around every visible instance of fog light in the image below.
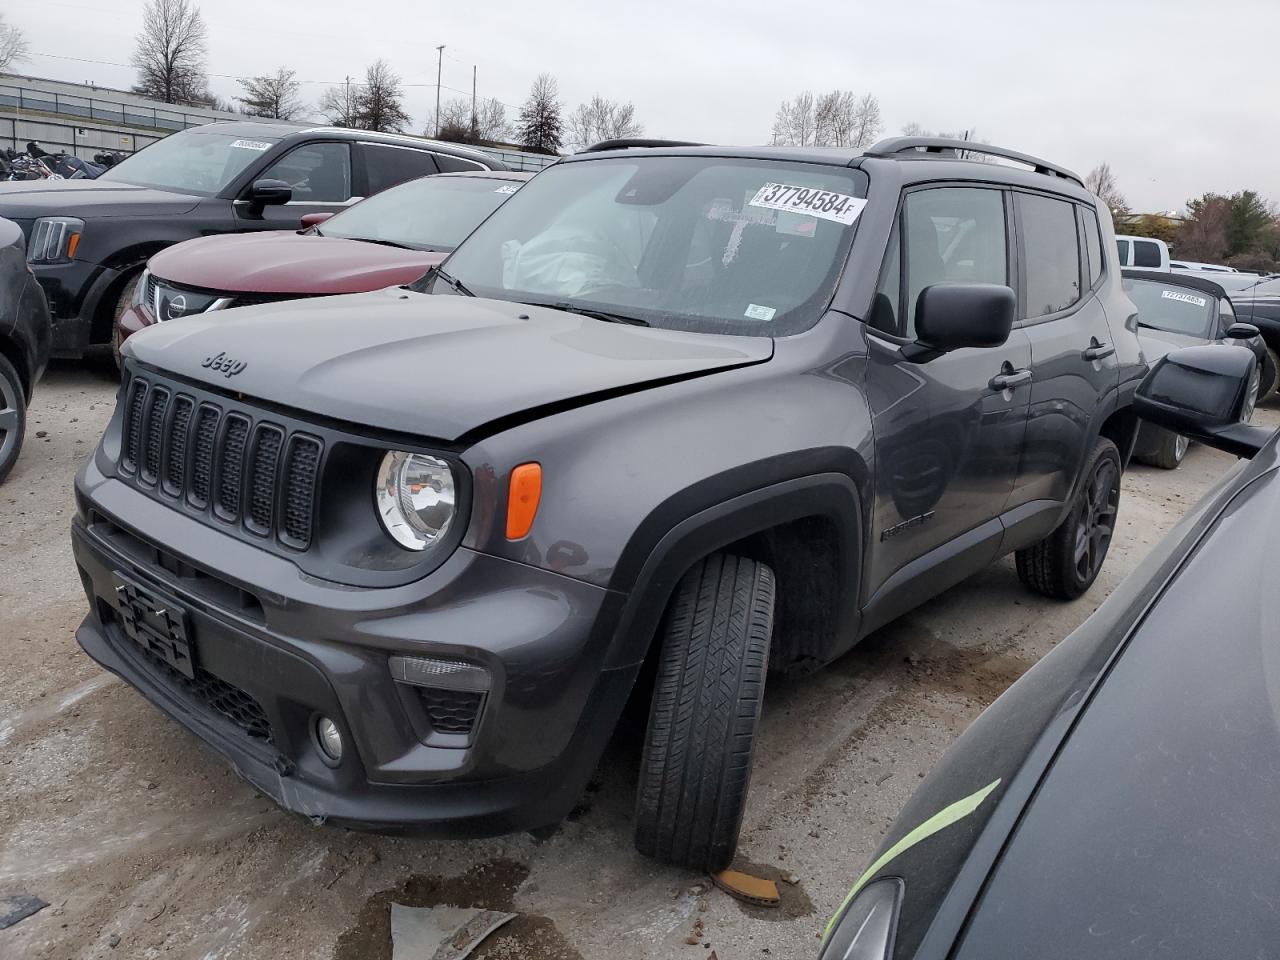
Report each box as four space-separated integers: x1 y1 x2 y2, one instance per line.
315 717 343 763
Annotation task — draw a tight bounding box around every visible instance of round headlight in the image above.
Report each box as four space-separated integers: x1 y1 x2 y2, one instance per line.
376 451 457 551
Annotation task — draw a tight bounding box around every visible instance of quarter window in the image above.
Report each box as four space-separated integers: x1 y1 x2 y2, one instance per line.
1116 238 1131 265
260 141 352 203
902 187 1007 338
1134 239 1162 268
434 153 488 173
1081 207 1103 287
362 144 439 194
1019 193 1082 317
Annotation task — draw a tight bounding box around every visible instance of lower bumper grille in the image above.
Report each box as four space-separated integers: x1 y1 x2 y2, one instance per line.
419 688 484 736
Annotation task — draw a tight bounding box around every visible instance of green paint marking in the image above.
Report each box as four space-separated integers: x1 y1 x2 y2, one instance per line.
822 778 1001 941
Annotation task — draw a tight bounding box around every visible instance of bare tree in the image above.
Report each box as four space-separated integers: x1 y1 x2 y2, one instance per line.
475 97 511 143
1085 162 1129 215
0 14 30 72
423 96 474 142
518 73 563 155
356 59 411 133
236 67 304 120
567 95 643 150
774 90 880 148
319 78 361 127
130 0 210 105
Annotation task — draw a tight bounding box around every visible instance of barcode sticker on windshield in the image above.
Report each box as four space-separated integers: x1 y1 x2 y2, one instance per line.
745 303 776 321
494 184 519 195
230 139 272 151
1162 290 1207 308
749 183 867 225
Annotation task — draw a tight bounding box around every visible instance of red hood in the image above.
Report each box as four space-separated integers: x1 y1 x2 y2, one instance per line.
147 232 445 294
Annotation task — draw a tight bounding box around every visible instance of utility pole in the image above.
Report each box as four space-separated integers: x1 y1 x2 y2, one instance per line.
471 65 478 141
435 45 445 137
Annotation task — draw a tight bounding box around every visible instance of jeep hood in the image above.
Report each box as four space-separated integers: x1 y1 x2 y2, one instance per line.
0 178 201 219
123 287 773 441
149 232 443 295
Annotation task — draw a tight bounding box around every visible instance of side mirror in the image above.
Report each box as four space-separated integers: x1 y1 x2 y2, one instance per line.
903 284 1016 362
1225 321 1259 340
300 211 334 230
1135 345 1270 459
246 178 292 213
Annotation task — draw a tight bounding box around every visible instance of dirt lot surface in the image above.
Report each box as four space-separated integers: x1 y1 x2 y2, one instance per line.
4 361 1275 960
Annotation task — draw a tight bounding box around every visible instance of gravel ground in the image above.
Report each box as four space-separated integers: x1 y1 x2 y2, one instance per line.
3 360 1274 960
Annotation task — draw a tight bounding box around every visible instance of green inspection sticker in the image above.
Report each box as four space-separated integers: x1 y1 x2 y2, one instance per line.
823 778 1002 940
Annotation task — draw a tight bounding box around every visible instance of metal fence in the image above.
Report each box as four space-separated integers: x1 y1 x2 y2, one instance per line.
474 146 559 173
0 81 223 132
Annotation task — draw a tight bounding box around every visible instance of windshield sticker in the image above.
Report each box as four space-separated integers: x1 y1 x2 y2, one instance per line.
749 183 867 225
230 139 272 152
744 303 776 321
494 184 519 195
1162 290 1207 308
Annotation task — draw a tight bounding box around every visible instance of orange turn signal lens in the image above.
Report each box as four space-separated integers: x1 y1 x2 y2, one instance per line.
506 463 542 540
66 232 80 260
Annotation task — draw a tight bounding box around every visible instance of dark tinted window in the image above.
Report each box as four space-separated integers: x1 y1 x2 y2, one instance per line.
1134 239 1163 268
260 141 351 202
1081 207 1103 286
1116 238 1130 264
434 152 488 173
903 187 1007 337
362 144 439 194
1019 193 1081 317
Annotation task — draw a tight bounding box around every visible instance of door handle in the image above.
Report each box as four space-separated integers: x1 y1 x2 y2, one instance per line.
989 366 1032 391
1082 338 1115 361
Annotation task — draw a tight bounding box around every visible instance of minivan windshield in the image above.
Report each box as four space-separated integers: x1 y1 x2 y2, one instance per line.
1123 277 1217 338
427 156 868 337
320 174 521 251
100 129 280 197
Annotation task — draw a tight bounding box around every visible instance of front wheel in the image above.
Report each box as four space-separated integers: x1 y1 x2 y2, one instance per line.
111 271 143 372
634 554 775 872
1016 437 1121 600
0 353 28 483
1137 427 1188 470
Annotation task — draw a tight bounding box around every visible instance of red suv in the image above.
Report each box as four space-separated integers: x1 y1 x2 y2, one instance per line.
116 170 530 353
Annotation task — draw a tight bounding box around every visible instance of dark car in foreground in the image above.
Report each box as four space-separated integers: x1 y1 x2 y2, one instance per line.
116 170 531 354
0 121 504 358
0 216 53 482
820 344 1276 960
73 137 1144 871
1124 268 1272 467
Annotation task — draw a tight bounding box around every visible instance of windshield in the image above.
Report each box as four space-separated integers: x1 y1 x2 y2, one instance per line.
100 129 279 197
429 156 868 337
1123 277 1216 338
320 175 521 251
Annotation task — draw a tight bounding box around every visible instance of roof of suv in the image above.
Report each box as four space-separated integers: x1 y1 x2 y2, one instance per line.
191 121 502 168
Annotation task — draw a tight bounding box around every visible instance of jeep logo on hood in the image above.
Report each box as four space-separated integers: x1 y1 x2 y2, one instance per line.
201 351 247 378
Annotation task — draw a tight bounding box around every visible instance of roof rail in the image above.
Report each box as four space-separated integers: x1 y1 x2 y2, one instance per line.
865 137 1084 187
579 138 707 153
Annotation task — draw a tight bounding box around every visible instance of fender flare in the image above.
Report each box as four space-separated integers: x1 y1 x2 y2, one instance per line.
603 458 866 670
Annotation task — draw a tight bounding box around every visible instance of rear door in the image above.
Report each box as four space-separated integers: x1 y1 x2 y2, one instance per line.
863 185 1032 603
1008 192 1118 524
357 142 440 196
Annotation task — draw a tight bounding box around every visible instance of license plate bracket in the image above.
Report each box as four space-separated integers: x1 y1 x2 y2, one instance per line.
112 572 196 680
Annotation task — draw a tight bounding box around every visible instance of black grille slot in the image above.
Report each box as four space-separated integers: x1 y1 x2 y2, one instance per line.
145 272 158 311
281 436 322 548
419 688 484 735
247 425 283 535
216 414 250 520
141 387 169 484
122 378 148 472
115 372 324 554
190 406 220 506
164 395 194 495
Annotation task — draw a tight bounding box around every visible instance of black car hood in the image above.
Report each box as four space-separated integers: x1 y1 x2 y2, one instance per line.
123 287 773 441
0 179 202 219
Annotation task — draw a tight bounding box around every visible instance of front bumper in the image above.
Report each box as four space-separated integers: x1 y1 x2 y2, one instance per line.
71 459 635 833
31 258 122 357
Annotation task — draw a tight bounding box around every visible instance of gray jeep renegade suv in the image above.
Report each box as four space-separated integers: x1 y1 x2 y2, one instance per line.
71 137 1145 872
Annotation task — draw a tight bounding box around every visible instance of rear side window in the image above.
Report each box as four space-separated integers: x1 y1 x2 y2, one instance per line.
901 187 1008 338
362 144 439 194
434 153 488 173
260 141 352 203
1019 193 1082 317
1081 207 1103 287
1116 238 1131 265
1134 239 1162 268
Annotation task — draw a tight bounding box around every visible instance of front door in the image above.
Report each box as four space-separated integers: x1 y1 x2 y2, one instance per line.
863 185 1031 607
233 140 357 231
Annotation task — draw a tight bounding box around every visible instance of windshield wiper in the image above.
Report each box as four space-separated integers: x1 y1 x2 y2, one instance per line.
549 301 650 326
359 237 414 250
435 268 475 297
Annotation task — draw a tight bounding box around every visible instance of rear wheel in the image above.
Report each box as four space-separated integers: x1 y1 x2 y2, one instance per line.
634 554 775 872
1016 437 1121 600
0 354 27 483
1260 346 1278 403
1137 427 1188 470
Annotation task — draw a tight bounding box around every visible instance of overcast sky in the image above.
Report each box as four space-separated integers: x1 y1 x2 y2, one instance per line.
13 0 1279 212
